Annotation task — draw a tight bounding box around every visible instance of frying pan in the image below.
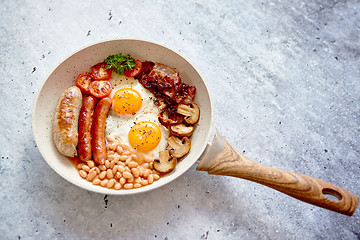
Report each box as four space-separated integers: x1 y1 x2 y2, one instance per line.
32 39 358 216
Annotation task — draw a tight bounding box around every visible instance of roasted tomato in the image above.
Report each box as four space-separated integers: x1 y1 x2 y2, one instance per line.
124 60 142 77
76 72 93 94
91 62 112 80
89 80 112 98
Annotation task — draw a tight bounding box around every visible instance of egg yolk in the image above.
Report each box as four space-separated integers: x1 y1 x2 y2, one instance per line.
128 121 161 152
112 88 142 115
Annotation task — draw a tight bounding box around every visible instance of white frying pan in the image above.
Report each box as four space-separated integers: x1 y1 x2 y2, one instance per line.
32 39 358 216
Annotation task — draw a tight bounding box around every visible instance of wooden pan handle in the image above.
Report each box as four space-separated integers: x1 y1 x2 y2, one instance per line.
196 132 358 216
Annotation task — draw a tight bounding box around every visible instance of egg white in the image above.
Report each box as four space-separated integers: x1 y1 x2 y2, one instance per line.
105 73 169 160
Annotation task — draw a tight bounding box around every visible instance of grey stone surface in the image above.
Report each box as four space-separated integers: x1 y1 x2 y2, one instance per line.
1 0 359 239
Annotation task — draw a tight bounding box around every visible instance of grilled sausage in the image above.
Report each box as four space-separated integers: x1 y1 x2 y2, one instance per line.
53 86 82 157
78 95 98 162
91 97 111 164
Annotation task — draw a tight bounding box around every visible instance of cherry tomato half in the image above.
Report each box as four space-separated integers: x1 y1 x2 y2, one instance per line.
91 62 112 80
124 60 142 77
76 72 93 94
89 80 112 98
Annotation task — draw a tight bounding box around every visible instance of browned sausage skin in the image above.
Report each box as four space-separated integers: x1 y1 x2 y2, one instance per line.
53 86 82 157
91 97 111 164
78 95 98 162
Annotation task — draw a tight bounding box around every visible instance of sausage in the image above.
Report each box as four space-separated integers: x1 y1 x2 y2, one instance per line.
78 95 98 162
53 86 82 157
91 97 111 164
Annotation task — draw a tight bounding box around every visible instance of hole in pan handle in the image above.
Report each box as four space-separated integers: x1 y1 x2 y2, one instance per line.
196 132 359 216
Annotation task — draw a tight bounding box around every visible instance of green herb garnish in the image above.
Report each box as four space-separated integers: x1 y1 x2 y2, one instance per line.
104 53 136 75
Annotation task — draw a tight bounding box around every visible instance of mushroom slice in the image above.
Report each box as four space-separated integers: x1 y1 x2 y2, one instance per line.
153 150 177 173
158 110 183 128
167 136 191 158
170 123 194 137
177 102 200 125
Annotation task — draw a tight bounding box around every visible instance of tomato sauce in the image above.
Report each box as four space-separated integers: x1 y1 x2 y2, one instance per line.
67 156 82 168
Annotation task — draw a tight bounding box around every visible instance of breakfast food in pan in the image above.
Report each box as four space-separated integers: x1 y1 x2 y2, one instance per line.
52 53 199 190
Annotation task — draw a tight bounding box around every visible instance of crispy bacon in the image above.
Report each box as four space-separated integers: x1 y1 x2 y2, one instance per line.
136 62 196 128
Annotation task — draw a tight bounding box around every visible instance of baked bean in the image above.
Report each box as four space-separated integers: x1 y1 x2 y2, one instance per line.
79 170 87 178
134 183 142 188
107 150 115 156
153 174 160 180
141 179 148 186
148 174 154 184
125 157 132 165
152 170 160 176
107 179 116 188
106 135 115 142
124 183 133 189
100 180 108 187
115 172 122 179
100 179 109 187
149 162 154 169
95 167 100 174
106 169 114 179
87 171 97 181
117 165 125 173
131 154 138 161
143 156 153 163
111 143 119 151
112 165 118 174
82 165 90 172
123 150 130 155
131 168 140 178
138 167 144 176
114 182 122 190
87 160 95 168
107 154 115 161
125 166 131 172
105 160 110 168
89 167 96 174
92 178 101 185
113 155 121 163
119 155 127 161
110 160 116 169
120 143 131 151
143 169 151 177
77 163 85 169
128 161 138 168
127 175 134 183
106 143 115 150
99 171 106 179
120 177 126 185
135 177 141 183
118 161 125 166
116 146 123 154
99 164 106 171
123 171 132 179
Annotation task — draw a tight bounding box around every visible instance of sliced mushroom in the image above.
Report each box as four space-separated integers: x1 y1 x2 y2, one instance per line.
153 150 177 173
167 136 191 158
170 123 194 137
177 102 200 125
158 110 183 128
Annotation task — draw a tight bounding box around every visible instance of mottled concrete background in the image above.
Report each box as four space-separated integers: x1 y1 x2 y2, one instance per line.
1 0 359 239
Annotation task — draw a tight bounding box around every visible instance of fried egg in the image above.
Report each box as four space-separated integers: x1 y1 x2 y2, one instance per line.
105 73 169 160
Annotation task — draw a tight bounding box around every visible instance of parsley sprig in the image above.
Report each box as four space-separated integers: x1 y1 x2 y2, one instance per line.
104 53 136 75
